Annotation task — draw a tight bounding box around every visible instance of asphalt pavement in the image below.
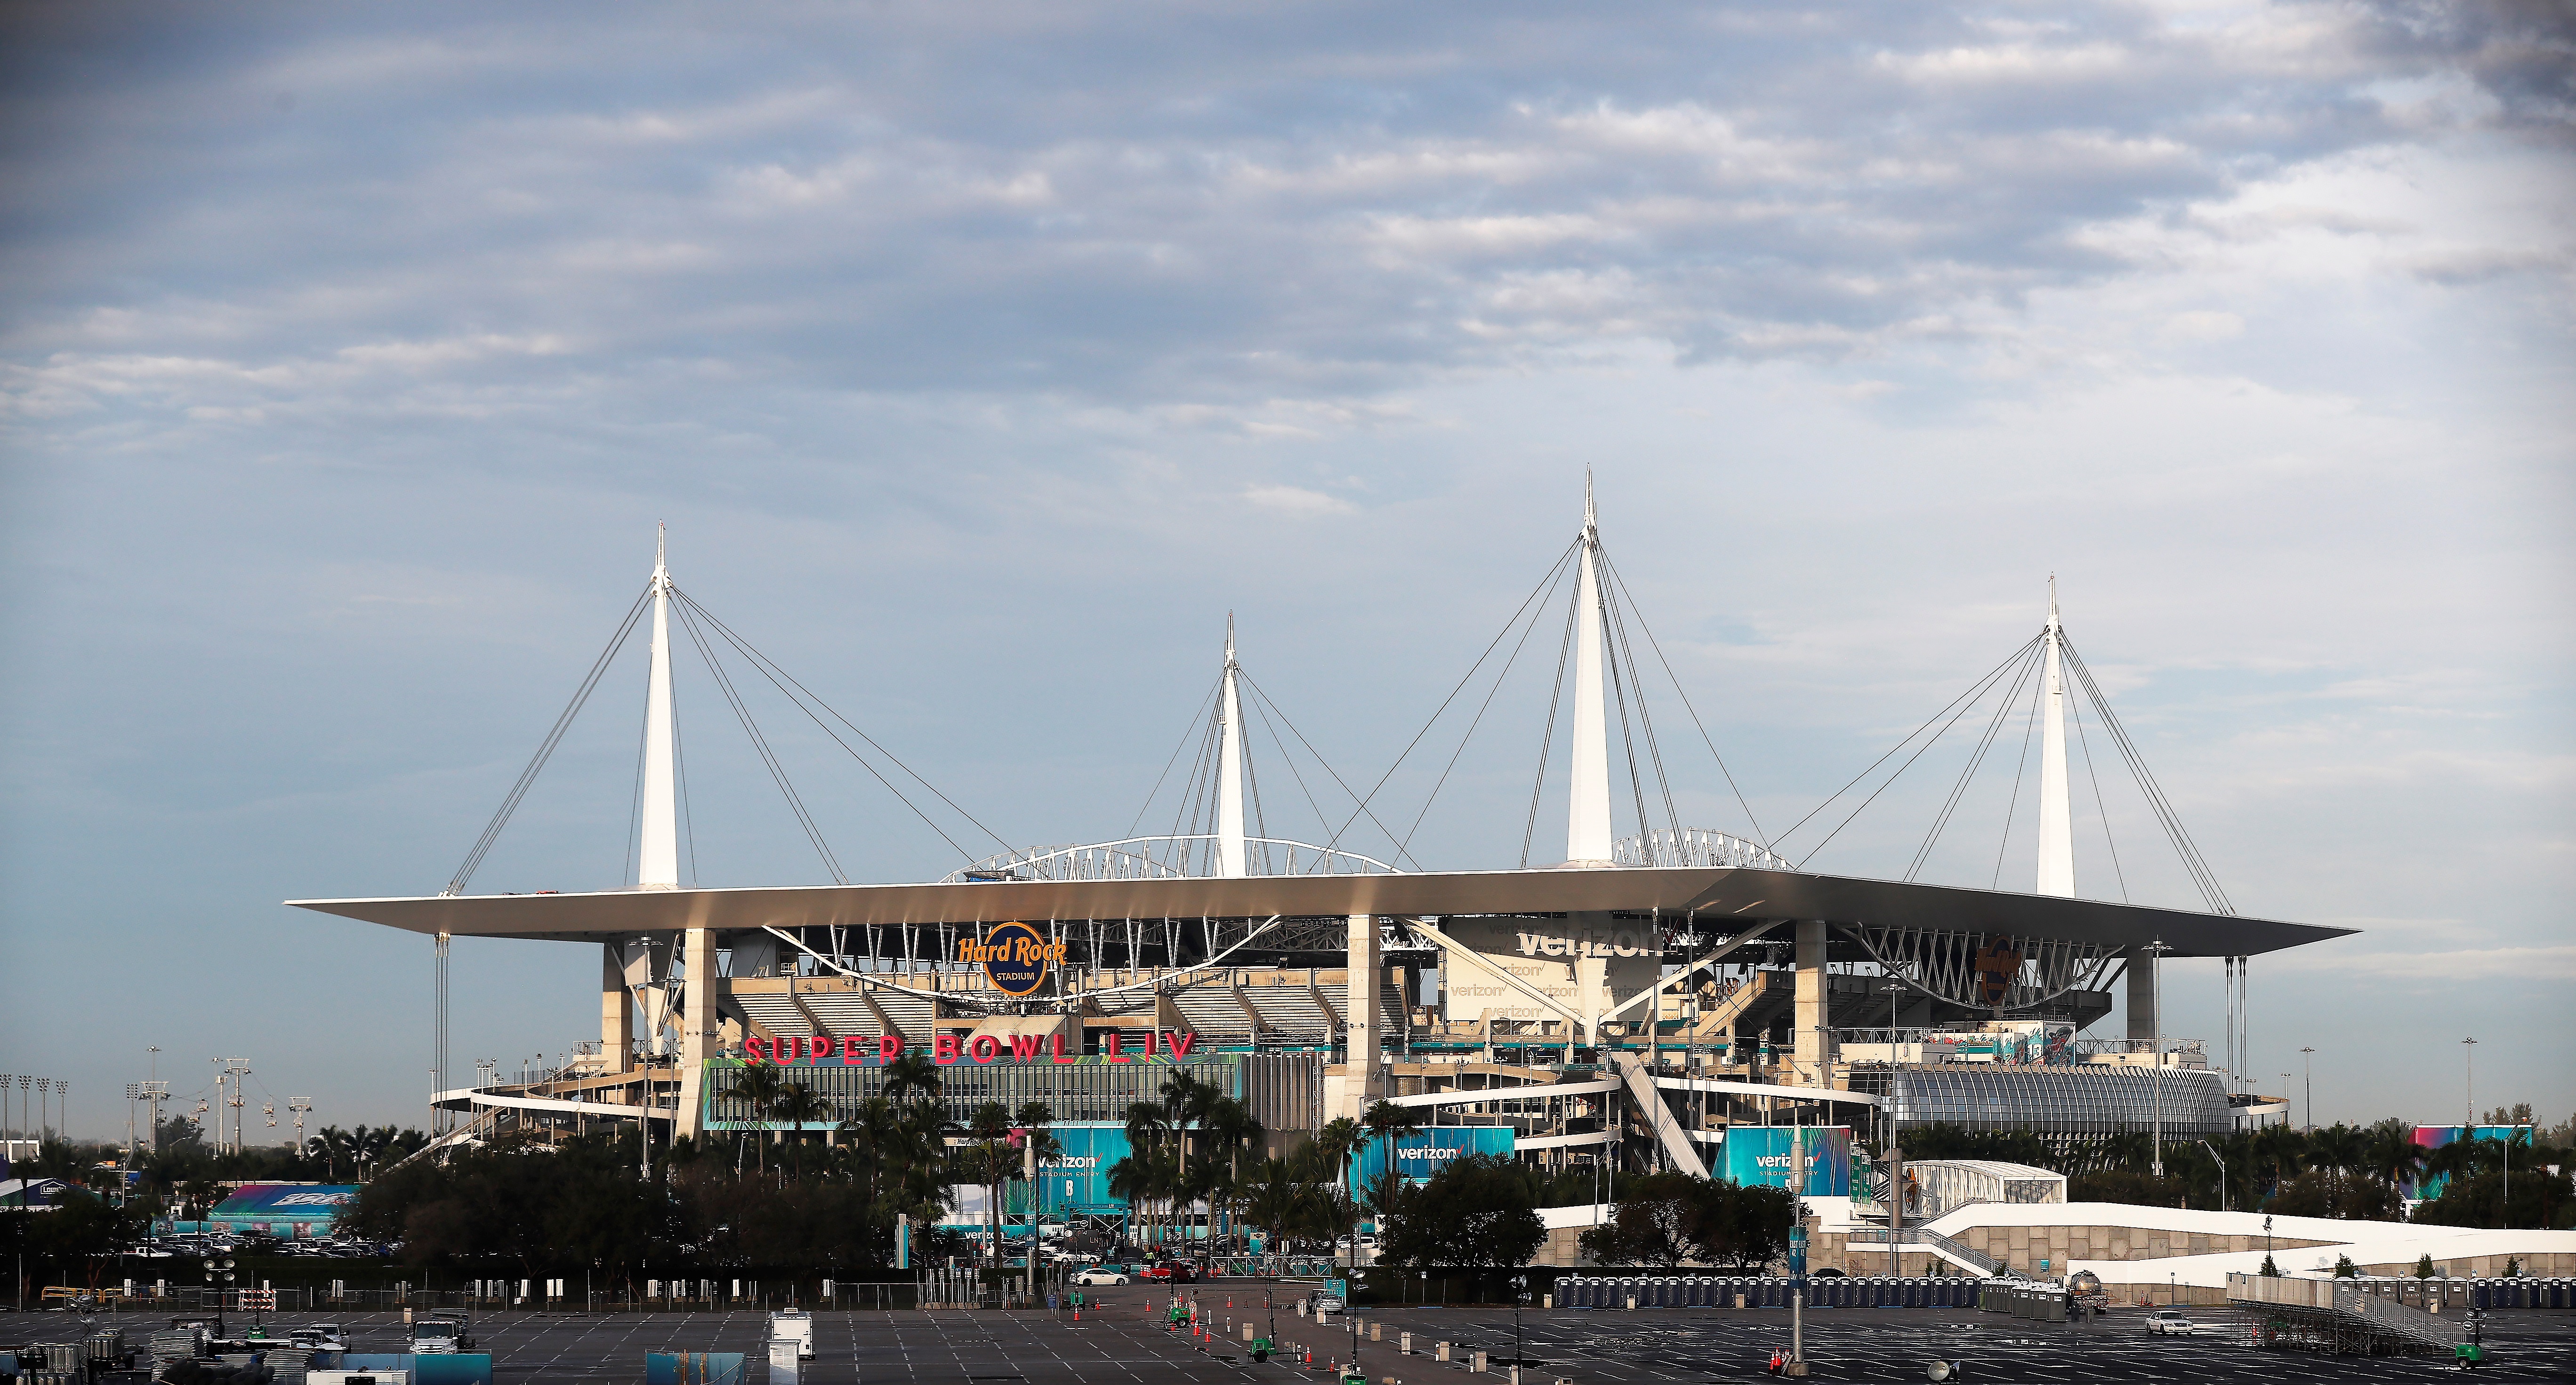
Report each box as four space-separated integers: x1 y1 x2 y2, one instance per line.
24 1292 2574 1382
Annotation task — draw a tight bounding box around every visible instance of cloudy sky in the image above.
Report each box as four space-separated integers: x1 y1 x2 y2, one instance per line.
4 2 2569 1139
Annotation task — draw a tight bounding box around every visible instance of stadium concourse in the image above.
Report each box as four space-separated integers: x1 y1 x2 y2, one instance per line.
294 504 2356 1248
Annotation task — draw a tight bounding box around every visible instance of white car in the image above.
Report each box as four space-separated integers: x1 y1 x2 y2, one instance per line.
2145 1308 2195 1336
1072 1268 1130 1286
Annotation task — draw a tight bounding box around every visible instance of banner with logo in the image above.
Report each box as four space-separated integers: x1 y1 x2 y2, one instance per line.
206 1183 359 1230
1353 1126 1518 1188
1720 1127 1851 1196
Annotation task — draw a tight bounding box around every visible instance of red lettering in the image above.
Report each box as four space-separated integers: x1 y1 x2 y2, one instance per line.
935 1034 960 1065
1143 1028 1158 1057
807 1036 831 1063
745 1036 772 1064
878 1035 903 1064
1050 1032 1076 1065
1104 1031 1127 1064
1167 1030 1199 1057
841 1036 866 1063
969 1035 999 1064
1010 1034 1044 1060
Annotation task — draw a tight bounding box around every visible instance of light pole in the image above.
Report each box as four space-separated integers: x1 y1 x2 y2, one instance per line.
2197 1139 2229 1213
2299 1047 2315 1133
2145 939 2170 1178
1511 1273 1529 1374
2461 1038 2476 1129
1881 979 1906 1278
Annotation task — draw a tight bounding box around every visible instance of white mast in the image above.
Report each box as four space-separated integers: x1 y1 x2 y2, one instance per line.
2036 576 2074 897
1216 614 1248 878
638 524 680 889
1566 473 1615 865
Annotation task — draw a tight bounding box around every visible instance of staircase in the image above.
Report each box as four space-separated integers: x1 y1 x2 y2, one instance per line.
2227 1274 2468 1355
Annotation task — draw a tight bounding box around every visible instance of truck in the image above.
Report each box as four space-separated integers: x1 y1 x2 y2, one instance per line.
769 1308 815 1361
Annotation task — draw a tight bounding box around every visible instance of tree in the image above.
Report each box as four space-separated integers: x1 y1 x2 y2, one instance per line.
2332 1255 2359 1278
883 1049 943 1104
1377 1155 1543 1274
727 1063 789 1175
1578 1172 1702 1267
2414 1253 2436 1280
770 1081 833 1181
2258 1254 2280 1278
966 1101 1014 1265
1312 1117 1365 1267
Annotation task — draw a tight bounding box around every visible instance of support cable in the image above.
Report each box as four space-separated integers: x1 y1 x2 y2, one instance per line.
1598 551 1774 851
624 667 651 885
2068 692 2130 904
1242 686 1334 860
1772 634 2044 854
1125 675 1224 840
1239 671 1425 871
1902 639 2044 882
1986 650 2049 889
673 587 992 864
671 599 845 883
1388 552 1570 865
1782 633 2040 865
1520 570 1582 868
447 586 651 895
1324 538 1582 860
2060 639 2233 914
1596 544 1683 847
672 588 1010 858
1598 568 1662 858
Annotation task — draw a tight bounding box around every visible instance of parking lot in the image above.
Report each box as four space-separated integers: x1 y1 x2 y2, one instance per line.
26 1294 2576 1382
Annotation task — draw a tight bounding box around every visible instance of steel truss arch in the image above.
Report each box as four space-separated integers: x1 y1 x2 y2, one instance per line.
1838 921 2120 1015
940 835 1400 884
1613 826 1795 871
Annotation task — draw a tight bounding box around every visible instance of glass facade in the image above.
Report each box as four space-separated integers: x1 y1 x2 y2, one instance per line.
1886 1065 2229 1136
700 1051 1321 1132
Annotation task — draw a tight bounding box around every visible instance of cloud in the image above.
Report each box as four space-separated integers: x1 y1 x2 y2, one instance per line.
2267 945 2576 984
1242 484 1352 515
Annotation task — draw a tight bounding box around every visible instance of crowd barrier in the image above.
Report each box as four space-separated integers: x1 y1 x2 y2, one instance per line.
1555 1276 1980 1310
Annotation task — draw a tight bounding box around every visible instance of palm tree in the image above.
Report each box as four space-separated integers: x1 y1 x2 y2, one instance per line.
2252 1124 2307 1204
2366 1123 2425 1200
966 1101 1014 1265
1123 1097 1176 1250
771 1081 833 1181
884 1049 943 1105
1313 1117 1365 1271
1242 1158 1306 1270
728 1064 789 1175
2308 1124 2368 1211
1202 1097 1265 1259
1361 1100 1426 1178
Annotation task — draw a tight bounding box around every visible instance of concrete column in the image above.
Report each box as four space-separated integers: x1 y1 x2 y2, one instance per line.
2126 951 2157 1046
1342 914 1381 1119
675 928 720 1139
601 944 635 1073
1792 920 1829 1088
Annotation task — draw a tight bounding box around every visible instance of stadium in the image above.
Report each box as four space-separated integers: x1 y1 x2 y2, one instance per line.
291 489 2353 1253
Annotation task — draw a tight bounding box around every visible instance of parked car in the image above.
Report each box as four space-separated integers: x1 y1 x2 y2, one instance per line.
1140 1263 1198 1283
1311 1292 1346 1315
2145 1308 2195 1336
1072 1268 1131 1287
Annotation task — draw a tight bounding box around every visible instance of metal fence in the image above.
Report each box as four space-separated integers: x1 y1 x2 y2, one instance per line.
1554 1276 1981 1310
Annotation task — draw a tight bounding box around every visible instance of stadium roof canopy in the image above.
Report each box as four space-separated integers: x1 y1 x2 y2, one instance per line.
290 865 2351 959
